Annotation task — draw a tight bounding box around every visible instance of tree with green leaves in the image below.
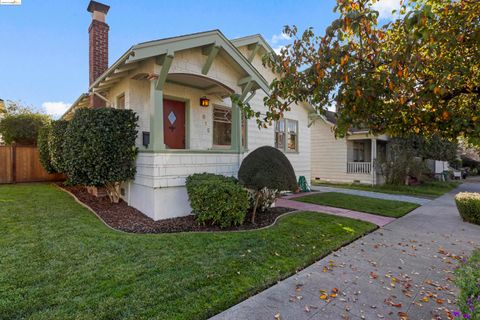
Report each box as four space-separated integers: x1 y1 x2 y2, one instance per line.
242 0 479 140
0 113 50 145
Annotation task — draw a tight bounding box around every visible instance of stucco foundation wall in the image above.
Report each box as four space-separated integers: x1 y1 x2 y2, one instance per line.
311 120 372 185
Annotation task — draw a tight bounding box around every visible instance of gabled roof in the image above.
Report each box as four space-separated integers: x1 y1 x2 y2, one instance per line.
64 30 272 118
230 34 274 54
317 110 369 134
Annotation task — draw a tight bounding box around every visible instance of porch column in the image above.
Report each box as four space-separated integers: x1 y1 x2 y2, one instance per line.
371 138 377 185
231 100 242 152
149 80 165 151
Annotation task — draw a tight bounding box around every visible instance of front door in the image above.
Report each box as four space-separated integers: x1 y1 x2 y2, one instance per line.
163 99 186 149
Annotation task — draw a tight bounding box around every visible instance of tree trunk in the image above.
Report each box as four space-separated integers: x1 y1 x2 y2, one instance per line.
105 182 121 203
252 192 261 224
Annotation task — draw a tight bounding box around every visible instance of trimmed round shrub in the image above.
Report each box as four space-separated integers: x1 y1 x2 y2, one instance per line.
63 108 138 202
186 173 248 228
238 146 297 192
455 192 480 225
49 120 69 173
238 146 297 222
37 123 56 173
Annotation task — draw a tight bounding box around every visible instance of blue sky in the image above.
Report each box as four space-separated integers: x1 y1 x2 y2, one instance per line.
0 0 397 117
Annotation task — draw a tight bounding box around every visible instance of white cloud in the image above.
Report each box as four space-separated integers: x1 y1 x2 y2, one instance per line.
371 0 402 19
273 45 287 54
42 101 71 118
271 32 291 45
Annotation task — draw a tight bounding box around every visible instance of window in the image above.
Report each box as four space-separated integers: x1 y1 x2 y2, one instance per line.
213 106 232 147
353 142 365 162
275 118 298 151
213 106 247 149
117 93 125 109
275 119 285 149
287 119 298 151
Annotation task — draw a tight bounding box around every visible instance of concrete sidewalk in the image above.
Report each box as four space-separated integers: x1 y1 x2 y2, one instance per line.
310 185 431 205
211 182 480 320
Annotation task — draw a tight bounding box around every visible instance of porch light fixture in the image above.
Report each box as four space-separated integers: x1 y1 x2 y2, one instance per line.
200 96 210 107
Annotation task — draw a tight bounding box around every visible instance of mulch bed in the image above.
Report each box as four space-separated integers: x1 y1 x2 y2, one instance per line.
59 184 295 233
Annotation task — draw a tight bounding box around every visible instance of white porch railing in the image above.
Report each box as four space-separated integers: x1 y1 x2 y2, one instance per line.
347 162 371 174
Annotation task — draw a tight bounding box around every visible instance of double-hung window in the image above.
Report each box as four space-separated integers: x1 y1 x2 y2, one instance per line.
213 106 232 148
353 142 365 162
212 105 247 149
275 118 298 152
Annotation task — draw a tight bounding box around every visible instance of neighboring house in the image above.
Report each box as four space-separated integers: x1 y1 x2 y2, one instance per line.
63 1 312 220
310 111 389 185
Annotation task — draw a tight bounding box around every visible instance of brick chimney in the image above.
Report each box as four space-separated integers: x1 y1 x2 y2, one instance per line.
87 1 110 108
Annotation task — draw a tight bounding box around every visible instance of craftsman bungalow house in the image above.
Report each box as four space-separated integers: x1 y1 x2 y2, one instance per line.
63 1 312 220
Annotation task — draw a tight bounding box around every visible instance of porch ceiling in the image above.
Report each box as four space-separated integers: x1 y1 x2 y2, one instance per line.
166 73 234 98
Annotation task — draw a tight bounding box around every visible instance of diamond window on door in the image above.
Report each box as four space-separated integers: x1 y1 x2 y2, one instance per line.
168 111 176 125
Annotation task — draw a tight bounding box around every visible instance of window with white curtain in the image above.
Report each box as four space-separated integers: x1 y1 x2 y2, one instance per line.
275 118 298 152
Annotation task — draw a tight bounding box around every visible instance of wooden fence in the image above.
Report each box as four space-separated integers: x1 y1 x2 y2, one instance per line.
0 145 65 184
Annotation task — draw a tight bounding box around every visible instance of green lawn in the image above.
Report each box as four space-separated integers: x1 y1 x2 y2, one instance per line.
0 184 375 320
294 192 420 218
312 180 460 198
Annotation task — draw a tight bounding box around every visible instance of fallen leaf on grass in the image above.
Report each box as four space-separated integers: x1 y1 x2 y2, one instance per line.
274 313 281 319
320 294 328 300
398 311 409 319
421 296 430 302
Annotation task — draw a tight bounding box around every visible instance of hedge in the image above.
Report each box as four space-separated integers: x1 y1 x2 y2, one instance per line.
455 192 480 225
186 173 248 228
454 249 480 319
37 123 56 173
63 108 138 202
49 120 69 173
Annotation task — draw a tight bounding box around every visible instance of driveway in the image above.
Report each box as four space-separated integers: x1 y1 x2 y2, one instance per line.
211 182 480 320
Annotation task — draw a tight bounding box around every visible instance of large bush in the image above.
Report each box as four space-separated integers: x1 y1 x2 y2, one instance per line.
455 192 480 225
0 113 50 145
238 146 297 222
63 108 138 202
37 123 56 173
186 173 248 228
454 249 480 320
49 120 69 172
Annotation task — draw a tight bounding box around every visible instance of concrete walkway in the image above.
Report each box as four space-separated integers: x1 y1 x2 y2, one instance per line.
277 193 396 227
311 185 431 205
211 182 480 320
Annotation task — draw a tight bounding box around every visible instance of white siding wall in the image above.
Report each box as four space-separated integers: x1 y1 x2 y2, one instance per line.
311 119 372 185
